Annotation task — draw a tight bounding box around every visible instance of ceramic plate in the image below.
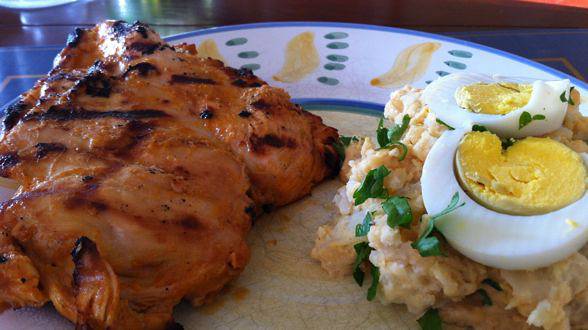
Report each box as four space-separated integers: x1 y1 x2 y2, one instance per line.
1 22 587 330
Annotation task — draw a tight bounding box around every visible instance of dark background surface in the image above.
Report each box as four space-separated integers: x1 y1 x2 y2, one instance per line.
1 0 587 105
1 0 588 47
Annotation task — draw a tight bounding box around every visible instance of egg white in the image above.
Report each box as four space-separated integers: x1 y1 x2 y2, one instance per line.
421 128 588 270
422 73 570 138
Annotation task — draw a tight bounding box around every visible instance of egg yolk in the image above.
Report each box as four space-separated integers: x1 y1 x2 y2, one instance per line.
456 131 587 215
455 82 533 115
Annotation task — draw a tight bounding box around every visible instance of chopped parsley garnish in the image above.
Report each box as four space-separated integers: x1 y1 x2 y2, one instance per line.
353 165 390 205
382 196 413 229
367 264 380 301
472 124 488 132
519 111 546 129
417 309 442 330
353 242 380 301
411 192 465 257
332 140 346 168
355 211 374 237
340 135 359 147
477 289 493 306
482 278 503 291
560 86 575 105
501 137 516 150
412 234 445 257
333 136 360 168
352 242 371 286
376 115 410 160
533 114 546 120
435 118 454 130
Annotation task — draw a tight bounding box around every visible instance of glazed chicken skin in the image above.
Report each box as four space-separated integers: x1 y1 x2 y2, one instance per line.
0 21 340 329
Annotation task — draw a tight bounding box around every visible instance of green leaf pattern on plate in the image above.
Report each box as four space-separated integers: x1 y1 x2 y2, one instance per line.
324 32 349 39
238 51 259 59
324 63 346 71
448 50 473 58
444 60 467 70
241 63 261 71
326 54 349 62
317 76 340 85
327 42 349 49
225 37 247 46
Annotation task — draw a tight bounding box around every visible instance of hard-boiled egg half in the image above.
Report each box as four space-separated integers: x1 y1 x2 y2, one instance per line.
420 73 587 270
421 129 587 270
423 72 570 138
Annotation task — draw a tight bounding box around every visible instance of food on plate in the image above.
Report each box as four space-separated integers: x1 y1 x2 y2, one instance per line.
0 20 340 328
454 131 586 215
312 76 588 329
423 129 588 270
423 72 570 137
455 82 533 115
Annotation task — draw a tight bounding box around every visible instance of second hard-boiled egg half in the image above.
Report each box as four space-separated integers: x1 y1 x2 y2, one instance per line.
422 72 571 137
421 128 588 270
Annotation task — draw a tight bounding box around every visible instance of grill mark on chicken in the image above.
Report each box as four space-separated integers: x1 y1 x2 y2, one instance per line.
231 79 263 88
111 121 155 158
199 108 213 119
70 237 119 329
262 203 274 213
82 176 94 182
66 28 84 48
0 152 20 175
22 106 168 122
34 143 67 160
129 42 161 54
238 110 251 118
164 320 185 330
71 236 95 287
170 74 216 85
224 67 255 80
124 62 159 76
250 100 271 110
159 44 175 52
63 192 109 214
323 146 340 178
249 134 297 153
3 100 29 131
178 217 201 230
81 76 111 97
111 20 150 39
222 67 265 88
46 72 80 83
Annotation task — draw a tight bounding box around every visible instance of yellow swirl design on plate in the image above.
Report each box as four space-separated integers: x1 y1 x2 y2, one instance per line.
371 42 441 88
197 39 225 63
273 32 320 83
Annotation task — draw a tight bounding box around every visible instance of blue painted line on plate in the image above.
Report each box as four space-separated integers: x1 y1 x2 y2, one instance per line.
164 21 588 91
293 98 385 112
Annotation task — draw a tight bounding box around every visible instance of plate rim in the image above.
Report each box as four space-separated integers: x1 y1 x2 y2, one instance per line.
2 21 586 110
165 21 588 91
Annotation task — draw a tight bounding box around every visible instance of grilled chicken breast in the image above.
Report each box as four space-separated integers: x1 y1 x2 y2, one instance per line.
0 20 340 329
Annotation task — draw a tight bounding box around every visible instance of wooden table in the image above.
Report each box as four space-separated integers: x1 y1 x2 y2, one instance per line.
1 0 587 105
1 0 588 47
